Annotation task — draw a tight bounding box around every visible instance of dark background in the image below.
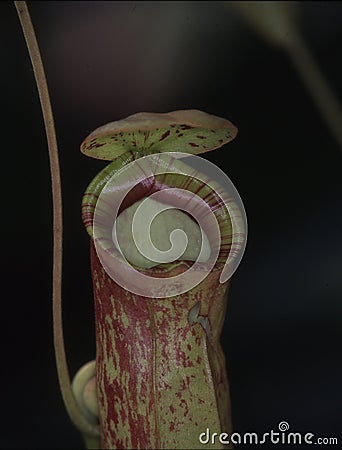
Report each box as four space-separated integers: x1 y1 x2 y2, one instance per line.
1 1 341 448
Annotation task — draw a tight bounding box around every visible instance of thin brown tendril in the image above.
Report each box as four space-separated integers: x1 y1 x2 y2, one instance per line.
14 1 99 438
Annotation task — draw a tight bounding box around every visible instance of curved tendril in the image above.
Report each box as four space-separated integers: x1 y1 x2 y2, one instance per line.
14 1 99 438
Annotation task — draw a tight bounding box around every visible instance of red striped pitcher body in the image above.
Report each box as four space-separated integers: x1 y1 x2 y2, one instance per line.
90 241 232 449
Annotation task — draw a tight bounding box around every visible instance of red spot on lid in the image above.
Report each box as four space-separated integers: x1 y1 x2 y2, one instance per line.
180 124 193 130
159 130 171 141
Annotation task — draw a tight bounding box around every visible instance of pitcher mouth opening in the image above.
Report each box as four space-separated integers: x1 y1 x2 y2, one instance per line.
82 151 247 297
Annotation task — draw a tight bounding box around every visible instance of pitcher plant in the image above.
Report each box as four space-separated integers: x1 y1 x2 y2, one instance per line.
15 3 247 449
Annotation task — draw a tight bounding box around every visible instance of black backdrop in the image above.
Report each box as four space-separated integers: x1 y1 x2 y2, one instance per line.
1 1 341 449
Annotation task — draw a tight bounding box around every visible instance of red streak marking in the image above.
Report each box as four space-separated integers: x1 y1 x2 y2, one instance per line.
159 130 171 141
83 192 99 199
189 142 200 147
87 142 106 150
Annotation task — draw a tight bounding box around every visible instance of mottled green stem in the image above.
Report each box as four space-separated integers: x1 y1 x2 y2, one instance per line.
14 1 99 442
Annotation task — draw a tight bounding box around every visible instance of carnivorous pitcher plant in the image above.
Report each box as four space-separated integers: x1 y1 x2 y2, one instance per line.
15 2 247 449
